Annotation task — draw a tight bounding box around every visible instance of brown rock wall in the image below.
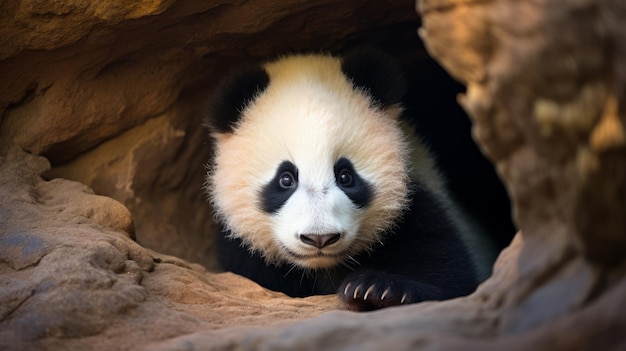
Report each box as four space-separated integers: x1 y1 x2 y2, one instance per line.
418 0 626 337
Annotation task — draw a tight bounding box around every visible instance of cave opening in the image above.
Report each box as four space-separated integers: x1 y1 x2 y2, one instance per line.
29 6 516 274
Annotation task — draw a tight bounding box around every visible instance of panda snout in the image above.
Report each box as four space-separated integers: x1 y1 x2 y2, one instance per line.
299 233 342 249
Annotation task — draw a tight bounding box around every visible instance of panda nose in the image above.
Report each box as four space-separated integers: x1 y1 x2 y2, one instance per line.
299 233 341 248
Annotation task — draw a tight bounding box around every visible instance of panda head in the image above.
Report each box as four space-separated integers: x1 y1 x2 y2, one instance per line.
205 49 410 269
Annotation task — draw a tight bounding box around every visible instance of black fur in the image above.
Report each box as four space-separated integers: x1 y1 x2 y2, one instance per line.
217 182 478 311
261 161 299 214
205 65 270 134
341 48 407 108
333 157 373 209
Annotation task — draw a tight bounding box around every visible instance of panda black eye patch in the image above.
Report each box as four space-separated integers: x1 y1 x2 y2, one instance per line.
334 157 372 208
261 161 298 214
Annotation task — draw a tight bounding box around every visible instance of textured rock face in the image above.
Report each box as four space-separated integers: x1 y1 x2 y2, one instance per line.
0 145 336 351
417 0 626 341
1 0 625 350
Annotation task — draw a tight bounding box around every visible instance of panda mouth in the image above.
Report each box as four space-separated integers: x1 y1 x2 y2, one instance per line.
283 247 348 261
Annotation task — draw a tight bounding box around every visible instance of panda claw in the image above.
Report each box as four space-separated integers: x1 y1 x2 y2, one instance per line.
363 284 376 300
344 282 352 296
380 287 391 301
339 271 438 310
353 284 361 300
401 293 408 304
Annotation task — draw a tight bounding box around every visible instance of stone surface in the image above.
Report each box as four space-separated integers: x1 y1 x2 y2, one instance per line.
1 0 625 350
419 0 626 339
0 145 337 351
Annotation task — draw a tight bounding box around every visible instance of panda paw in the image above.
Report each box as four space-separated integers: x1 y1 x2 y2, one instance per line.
337 270 442 311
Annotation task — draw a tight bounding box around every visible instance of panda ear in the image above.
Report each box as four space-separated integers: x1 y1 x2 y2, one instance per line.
204 64 270 134
341 48 406 108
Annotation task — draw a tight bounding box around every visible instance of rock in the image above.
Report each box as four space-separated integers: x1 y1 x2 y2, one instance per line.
0 145 336 350
0 145 151 346
419 0 626 340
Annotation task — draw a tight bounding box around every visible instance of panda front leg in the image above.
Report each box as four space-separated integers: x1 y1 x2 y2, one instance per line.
335 185 480 311
337 270 445 311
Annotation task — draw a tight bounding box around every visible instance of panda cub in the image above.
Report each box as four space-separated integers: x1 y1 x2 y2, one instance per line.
204 49 478 311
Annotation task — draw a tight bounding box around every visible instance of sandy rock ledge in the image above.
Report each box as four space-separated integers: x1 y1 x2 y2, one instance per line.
0 145 337 350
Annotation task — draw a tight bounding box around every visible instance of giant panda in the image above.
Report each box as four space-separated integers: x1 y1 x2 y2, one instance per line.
203 49 479 311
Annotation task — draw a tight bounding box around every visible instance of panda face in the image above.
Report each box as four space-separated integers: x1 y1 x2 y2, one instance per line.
207 54 410 269
259 156 373 268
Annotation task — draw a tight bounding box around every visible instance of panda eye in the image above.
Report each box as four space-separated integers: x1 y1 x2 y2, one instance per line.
279 171 296 189
337 169 353 187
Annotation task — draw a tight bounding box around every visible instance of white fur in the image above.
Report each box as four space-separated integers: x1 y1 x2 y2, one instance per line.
209 54 418 269
271 178 362 268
